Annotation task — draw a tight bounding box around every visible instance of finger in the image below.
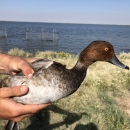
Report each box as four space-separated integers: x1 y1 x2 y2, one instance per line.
8 57 34 78
0 86 28 98
17 104 50 115
11 114 33 122
11 57 38 77
18 61 34 78
23 57 39 63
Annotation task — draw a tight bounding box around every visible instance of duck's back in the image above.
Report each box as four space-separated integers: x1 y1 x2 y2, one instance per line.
1 59 86 104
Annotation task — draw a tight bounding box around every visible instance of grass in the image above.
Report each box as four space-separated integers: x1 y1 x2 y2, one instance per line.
0 49 130 130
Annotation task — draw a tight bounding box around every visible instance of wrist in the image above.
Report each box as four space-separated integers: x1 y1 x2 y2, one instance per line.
0 53 12 74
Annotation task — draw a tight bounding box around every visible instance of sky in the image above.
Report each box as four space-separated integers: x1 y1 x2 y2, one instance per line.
0 0 130 25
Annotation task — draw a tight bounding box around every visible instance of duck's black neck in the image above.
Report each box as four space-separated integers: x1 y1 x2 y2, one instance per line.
72 59 95 71
71 61 88 72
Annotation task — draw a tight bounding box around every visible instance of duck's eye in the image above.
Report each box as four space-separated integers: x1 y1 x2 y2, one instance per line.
104 47 109 51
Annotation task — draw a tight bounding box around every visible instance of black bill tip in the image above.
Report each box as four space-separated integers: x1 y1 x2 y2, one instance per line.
109 54 129 70
125 66 129 70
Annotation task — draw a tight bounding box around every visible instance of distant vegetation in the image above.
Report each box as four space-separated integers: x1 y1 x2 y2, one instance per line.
0 48 130 130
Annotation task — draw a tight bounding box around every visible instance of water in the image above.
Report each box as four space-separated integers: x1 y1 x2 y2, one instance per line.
0 21 130 54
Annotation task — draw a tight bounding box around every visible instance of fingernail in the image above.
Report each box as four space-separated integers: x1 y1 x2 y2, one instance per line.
20 86 28 92
28 73 33 78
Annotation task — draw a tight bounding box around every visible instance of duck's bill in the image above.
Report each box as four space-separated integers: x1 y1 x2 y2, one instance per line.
109 54 129 70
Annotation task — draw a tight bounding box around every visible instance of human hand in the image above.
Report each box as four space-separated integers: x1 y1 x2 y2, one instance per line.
0 53 38 78
0 54 50 121
0 85 50 122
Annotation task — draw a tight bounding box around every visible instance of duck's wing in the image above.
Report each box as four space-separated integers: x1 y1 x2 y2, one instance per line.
16 59 54 76
31 59 66 69
31 59 54 70
17 59 66 76
52 61 66 68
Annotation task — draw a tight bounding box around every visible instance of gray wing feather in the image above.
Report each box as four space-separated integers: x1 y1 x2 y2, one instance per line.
17 59 53 76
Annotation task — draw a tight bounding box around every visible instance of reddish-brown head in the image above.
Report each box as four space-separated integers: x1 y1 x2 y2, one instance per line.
78 40 129 70
79 41 114 63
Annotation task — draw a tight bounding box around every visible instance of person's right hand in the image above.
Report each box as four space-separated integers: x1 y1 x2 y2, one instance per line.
0 85 50 122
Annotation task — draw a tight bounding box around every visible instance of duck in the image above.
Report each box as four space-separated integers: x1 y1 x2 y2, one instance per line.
1 40 129 130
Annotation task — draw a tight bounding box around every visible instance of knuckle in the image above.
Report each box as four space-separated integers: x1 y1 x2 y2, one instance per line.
10 56 25 70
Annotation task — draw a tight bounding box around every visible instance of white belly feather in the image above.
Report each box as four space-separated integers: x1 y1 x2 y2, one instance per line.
9 76 64 104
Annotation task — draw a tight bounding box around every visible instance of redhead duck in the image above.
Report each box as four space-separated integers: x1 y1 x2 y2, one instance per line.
1 40 129 104
1 40 129 130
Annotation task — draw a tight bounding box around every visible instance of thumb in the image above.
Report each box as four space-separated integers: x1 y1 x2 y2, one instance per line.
0 86 29 98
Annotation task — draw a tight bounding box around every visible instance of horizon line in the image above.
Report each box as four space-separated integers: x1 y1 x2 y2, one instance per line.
0 20 129 26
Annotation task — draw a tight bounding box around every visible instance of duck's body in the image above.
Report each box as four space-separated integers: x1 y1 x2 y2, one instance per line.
2 59 86 104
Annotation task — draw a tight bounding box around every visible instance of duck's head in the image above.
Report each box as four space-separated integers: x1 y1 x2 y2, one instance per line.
79 40 129 69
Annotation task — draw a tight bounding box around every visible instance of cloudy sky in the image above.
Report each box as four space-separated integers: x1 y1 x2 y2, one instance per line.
0 0 130 25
